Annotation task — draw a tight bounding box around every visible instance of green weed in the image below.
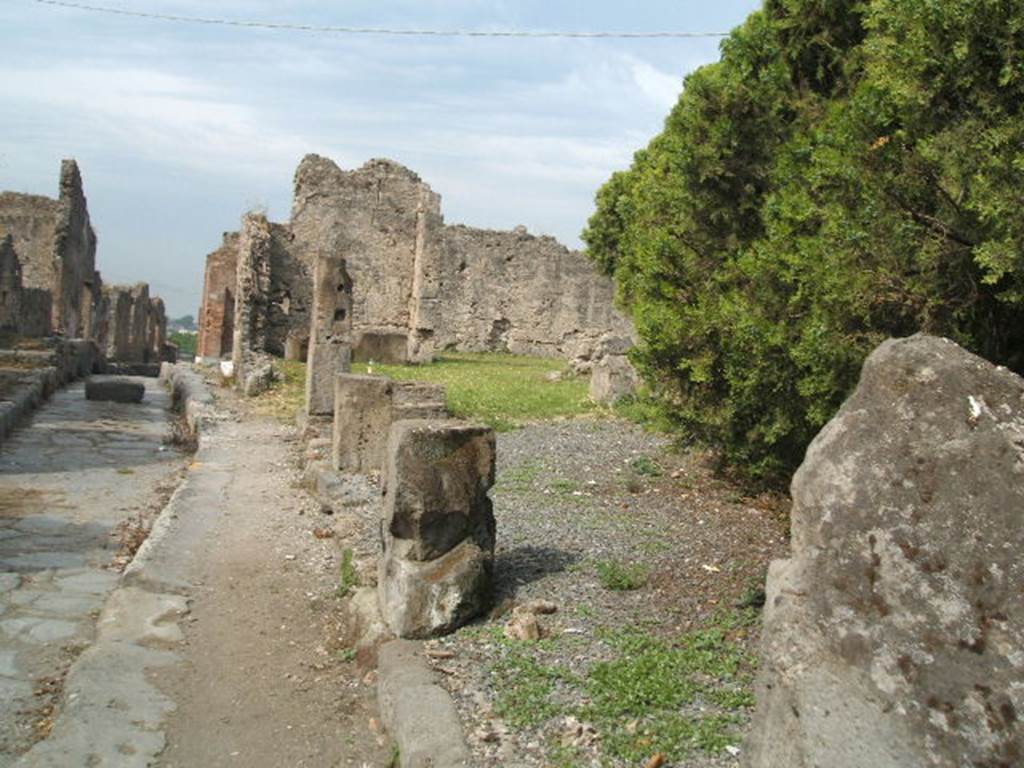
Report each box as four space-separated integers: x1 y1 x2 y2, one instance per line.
595 560 649 591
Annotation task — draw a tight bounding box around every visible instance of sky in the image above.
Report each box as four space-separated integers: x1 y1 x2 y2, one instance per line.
0 0 761 317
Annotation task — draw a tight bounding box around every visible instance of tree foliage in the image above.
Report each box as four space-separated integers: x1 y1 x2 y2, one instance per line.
585 0 1024 482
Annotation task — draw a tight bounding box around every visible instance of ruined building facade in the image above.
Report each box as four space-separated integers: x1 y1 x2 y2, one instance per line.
0 160 171 362
198 155 633 366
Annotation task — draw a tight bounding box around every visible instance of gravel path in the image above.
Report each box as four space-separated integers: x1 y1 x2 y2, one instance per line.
427 418 790 767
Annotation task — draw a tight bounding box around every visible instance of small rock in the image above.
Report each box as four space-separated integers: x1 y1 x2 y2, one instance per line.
504 612 542 642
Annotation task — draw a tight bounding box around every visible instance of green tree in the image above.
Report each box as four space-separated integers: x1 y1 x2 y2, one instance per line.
586 0 1024 483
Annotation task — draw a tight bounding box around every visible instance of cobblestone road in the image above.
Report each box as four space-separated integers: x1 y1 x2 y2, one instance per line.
0 378 185 761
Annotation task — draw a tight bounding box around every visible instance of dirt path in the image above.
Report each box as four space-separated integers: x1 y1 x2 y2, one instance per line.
155 390 389 768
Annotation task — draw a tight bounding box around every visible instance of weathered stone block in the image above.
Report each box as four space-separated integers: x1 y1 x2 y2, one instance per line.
332 374 394 474
589 354 639 404
745 334 1024 768
306 341 351 414
85 378 145 404
378 419 496 638
383 420 496 563
378 539 493 640
332 376 449 475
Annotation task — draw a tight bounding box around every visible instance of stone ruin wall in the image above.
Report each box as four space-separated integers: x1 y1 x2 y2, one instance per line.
288 156 440 363
200 154 634 367
437 225 633 359
52 160 98 339
0 160 97 338
197 232 239 359
0 159 169 362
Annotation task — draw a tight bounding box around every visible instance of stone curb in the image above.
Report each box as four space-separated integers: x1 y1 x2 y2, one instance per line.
159 362 217 439
378 640 471 768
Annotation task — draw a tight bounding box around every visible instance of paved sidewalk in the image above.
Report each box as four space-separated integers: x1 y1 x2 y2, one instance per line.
0 378 184 760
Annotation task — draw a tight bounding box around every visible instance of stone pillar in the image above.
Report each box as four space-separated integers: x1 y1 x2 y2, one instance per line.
332 374 394 473
333 375 449 474
378 419 496 639
305 253 353 416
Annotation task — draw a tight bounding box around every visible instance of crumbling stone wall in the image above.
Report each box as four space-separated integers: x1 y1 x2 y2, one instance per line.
148 297 167 362
52 160 98 337
0 236 23 332
290 156 442 364
200 154 633 370
305 254 353 415
230 214 311 374
0 160 96 337
197 232 239 360
437 225 633 359
0 235 53 338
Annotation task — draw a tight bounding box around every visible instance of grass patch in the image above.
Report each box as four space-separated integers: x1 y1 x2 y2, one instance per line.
484 617 756 765
492 645 575 729
596 559 650 591
336 549 359 598
354 351 594 430
251 359 306 422
582 624 754 763
630 456 663 478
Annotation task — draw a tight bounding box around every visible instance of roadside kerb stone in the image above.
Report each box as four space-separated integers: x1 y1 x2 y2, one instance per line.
378 640 471 768
160 362 217 439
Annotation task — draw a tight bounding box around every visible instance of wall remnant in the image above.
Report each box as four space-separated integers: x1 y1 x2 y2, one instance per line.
378 419 497 638
0 160 96 337
305 253 353 416
745 334 1024 768
197 232 239 360
0 160 169 359
198 155 635 372
332 374 448 475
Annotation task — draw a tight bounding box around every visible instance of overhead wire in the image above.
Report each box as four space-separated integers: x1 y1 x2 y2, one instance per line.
32 0 731 40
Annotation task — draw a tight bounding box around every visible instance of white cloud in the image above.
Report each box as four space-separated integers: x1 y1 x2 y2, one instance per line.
0 65 321 181
629 59 683 109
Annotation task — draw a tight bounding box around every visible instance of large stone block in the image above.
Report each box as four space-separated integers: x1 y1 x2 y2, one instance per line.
745 335 1024 768
589 354 639 404
85 378 145 404
305 341 351 414
378 419 496 638
383 420 496 563
332 374 395 474
332 375 449 474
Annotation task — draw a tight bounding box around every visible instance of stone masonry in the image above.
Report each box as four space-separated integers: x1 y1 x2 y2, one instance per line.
0 160 96 337
305 253 353 416
198 155 635 369
745 335 1024 768
378 419 497 638
0 235 52 337
332 373 448 475
0 160 169 362
196 232 239 360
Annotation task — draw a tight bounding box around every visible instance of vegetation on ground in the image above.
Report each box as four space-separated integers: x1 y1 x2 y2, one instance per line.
353 352 595 430
489 613 757 765
595 559 650 591
251 359 305 422
585 0 1024 483
336 548 359 598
